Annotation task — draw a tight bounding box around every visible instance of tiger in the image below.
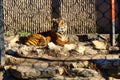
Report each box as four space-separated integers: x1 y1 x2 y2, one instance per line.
25 18 74 47
25 33 47 47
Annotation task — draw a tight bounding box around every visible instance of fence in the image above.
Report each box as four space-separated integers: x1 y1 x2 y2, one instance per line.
3 0 120 34
0 0 120 64
0 1 120 80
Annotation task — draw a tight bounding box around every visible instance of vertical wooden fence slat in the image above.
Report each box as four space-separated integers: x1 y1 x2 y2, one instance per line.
0 0 5 65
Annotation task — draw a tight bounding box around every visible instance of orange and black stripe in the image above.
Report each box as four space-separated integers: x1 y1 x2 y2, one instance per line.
25 34 47 46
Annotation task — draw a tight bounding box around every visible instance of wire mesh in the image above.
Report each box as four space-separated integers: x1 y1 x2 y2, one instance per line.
3 0 120 34
1 0 120 79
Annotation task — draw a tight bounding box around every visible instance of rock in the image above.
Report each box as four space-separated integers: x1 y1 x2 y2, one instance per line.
19 49 29 56
71 61 89 68
4 35 19 48
109 77 120 80
92 40 107 50
71 68 99 77
51 76 81 80
38 66 64 78
7 43 19 49
4 65 12 70
98 50 108 54
5 43 28 56
39 63 49 68
109 46 120 51
68 35 79 42
59 50 69 56
95 60 112 69
97 34 109 41
78 61 89 68
84 46 98 55
2 70 17 80
113 60 120 67
71 63 78 68
48 42 56 49
19 45 30 51
48 42 62 51
15 45 30 56
95 60 120 69
7 66 64 79
9 35 19 43
58 67 64 75
36 49 45 55
0 72 3 80
51 76 105 80
6 35 20 48
107 67 120 79
5 55 24 65
63 44 77 51
6 49 17 55
16 45 44 57
9 65 41 79
75 45 86 55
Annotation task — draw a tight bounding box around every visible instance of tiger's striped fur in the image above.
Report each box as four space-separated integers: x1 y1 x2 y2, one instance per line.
25 18 74 47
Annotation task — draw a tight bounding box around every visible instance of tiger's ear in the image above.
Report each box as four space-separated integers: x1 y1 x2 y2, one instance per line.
58 18 66 26
51 18 59 23
59 18 65 23
60 17 66 21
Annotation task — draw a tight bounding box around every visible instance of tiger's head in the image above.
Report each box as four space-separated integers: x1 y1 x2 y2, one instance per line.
52 18 67 35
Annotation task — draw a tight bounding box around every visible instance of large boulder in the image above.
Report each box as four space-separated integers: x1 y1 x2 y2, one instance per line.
8 65 64 79
9 65 41 79
92 40 107 50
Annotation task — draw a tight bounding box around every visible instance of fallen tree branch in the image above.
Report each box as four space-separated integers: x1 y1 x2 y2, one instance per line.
20 54 120 60
5 54 120 64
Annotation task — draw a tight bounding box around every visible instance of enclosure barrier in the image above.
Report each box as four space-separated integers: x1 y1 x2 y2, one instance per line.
0 0 5 65
0 0 120 65
3 0 118 34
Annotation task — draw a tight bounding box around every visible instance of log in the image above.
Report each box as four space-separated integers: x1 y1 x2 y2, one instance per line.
5 54 120 64
21 54 119 60
4 54 120 70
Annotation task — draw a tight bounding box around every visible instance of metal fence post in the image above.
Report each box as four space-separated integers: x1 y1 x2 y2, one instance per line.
111 0 115 46
0 0 5 65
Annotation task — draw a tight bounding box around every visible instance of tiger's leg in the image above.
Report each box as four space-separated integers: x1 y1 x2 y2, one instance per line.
65 41 75 44
56 39 75 46
46 36 51 43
